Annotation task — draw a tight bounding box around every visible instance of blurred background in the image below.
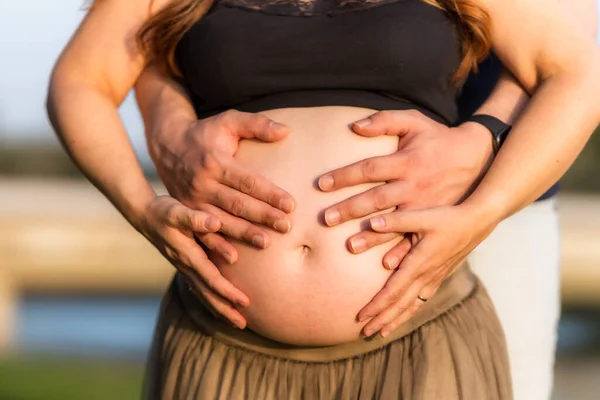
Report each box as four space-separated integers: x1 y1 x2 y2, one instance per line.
1 1 599 399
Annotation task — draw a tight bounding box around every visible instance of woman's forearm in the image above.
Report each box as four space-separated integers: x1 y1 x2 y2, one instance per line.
464 59 600 221
47 76 155 228
46 0 168 228
461 0 600 221
466 0 597 126
569 0 598 35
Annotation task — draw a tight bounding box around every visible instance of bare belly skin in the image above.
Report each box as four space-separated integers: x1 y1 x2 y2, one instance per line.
210 106 402 346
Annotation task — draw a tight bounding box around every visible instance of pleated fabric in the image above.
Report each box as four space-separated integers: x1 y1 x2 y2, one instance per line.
143 267 512 400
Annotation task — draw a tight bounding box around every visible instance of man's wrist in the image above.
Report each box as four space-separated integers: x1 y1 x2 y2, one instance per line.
148 109 196 159
465 114 512 154
452 122 495 164
157 107 195 140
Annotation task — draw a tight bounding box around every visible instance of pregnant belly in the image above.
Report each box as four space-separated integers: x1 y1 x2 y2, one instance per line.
210 106 402 346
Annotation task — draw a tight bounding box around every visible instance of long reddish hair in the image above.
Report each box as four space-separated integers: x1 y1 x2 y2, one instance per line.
137 0 491 83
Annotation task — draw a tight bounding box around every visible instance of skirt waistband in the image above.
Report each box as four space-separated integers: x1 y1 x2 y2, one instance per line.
176 265 476 363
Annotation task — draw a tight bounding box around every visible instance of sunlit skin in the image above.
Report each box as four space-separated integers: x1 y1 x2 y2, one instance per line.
47 0 600 343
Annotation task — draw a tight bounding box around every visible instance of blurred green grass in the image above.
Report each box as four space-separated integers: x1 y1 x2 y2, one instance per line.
0 356 143 400
560 125 600 192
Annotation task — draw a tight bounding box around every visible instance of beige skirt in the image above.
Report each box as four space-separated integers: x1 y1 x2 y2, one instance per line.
143 266 512 400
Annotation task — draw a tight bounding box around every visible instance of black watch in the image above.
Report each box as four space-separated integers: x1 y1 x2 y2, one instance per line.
465 114 511 154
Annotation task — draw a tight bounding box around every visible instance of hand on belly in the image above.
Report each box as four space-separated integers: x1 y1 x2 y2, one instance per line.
209 107 402 345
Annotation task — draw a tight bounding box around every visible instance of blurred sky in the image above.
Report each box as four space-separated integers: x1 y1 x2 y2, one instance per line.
1 0 599 162
0 1 149 161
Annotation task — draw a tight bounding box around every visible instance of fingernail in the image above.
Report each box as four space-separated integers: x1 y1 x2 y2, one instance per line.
325 209 341 226
380 330 389 338
318 175 334 191
358 314 370 323
226 320 238 329
385 256 400 270
370 217 385 229
223 252 235 264
350 237 367 253
204 217 220 231
252 235 267 249
273 219 291 233
279 198 294 213
363 328 375 337
270 121 286 130
236 297 250 307
354 118 372 128
230 320 245 329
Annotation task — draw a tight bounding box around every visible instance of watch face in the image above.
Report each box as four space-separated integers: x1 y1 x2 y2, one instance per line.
497 126 511 147
467 114 511 152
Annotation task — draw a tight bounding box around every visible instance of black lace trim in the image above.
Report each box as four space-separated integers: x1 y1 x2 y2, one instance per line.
219 0 409 17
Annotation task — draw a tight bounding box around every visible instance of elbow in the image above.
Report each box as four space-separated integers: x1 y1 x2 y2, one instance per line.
45 62 82 134
46 64 67 132
547 47 600 119
585 51 600 120
45 62 89 134
46 60 122 121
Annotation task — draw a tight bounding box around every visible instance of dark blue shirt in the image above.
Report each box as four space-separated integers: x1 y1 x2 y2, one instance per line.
456 53 558 201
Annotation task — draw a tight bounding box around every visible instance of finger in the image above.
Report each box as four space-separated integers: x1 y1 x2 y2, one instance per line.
369 210 427 234
219 159 296 213
318 154 406 192
362 279 426 337
395 238 433 275
347 231 403 254
199 204 271 249
166 203 221 233
216 110 290 142
323 181 408 226
196 232 239 264
379 280 441 337
212 184 292 233
351 109 429 138
357 247 428 321
183 248 250 307
381 238 413 270
179 274 220 319
189 279 247 329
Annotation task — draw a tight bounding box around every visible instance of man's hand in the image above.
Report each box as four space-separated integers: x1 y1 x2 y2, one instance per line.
317 110 495 267
149 109 296 263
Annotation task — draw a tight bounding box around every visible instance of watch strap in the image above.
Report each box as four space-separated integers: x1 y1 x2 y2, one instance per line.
466 114 511 154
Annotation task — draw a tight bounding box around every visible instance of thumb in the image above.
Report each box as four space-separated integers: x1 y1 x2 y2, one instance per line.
230 112 289 142
351 110 428 138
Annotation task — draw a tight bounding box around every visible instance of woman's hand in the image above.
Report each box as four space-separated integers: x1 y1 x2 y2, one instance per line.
138 195 251 328
318 110 494 266
149 109 297 263
357 204 498 337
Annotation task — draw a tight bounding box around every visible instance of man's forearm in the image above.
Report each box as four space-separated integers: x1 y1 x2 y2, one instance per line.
135 66 197 160
471 67 529 125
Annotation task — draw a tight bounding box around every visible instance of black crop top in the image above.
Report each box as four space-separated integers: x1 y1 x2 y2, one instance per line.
175 0 463 125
